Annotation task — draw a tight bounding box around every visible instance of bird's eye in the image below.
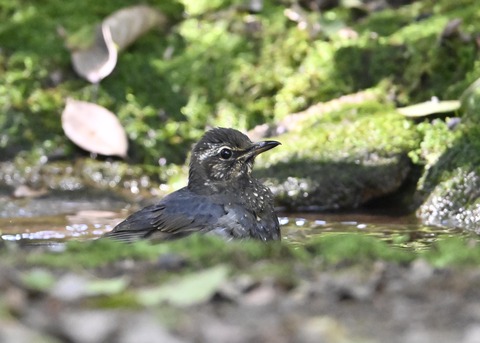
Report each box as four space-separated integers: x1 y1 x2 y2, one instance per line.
219 148 233 160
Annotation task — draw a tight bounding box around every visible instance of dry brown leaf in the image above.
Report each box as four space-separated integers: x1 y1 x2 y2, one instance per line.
71 23 117 84
68 5 167 83
62 99 128 158
13 185 48 198
103 5 167 51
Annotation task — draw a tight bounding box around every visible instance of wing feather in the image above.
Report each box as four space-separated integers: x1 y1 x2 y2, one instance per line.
103 188 226 243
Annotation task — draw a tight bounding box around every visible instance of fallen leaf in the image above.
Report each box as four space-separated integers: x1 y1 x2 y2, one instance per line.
103 5 167 51
71 23 117 84
67 5 167 83
62 98 128 158
397 99 461 117
136 265 229 307
13 185 48 198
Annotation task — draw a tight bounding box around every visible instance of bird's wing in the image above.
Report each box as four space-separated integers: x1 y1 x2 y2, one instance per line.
102 189 226 243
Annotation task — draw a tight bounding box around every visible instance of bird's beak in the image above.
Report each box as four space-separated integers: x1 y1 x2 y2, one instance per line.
247 140 281 158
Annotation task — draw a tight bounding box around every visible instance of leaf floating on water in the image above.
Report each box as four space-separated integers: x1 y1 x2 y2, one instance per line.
66 5 167 83
136 265 229 307
62 99 128 158
397 99 461 117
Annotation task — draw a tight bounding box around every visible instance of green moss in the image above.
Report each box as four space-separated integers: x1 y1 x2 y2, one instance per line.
409 119 461 167
16 233 480 280
352 0 480 104
27 239 162 268
1 0 480 190
306 233 414 264
354 2 423 37
0 0 186 162
415 97 480 230
423 237 480 267
262 109 419 167
417 123 480 192
332 38 409 95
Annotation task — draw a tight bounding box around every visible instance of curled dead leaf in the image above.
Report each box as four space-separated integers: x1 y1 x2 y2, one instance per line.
71 23 117 84
103 5 167 51
62 99 128 158
67 5 167 83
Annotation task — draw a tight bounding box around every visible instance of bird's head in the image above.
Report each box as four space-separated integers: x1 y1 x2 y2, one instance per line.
188 128 280 189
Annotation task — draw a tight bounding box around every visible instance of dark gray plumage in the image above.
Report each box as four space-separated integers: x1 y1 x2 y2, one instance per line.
103 128 281 243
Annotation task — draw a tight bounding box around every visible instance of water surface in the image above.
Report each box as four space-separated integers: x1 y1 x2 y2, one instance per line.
0 209 466 251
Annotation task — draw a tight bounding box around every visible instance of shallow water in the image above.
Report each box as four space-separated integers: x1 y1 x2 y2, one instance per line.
280 212 466 251
0 209 466 250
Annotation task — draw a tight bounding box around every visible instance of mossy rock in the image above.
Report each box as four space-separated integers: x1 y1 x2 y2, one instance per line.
255 105 420 210
416 92 480 232
417 167 480 232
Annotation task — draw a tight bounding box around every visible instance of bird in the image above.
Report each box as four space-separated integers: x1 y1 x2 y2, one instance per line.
103 127 281 243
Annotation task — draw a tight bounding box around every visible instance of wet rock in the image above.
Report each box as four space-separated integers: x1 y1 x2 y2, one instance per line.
414 102 480 232
259 153 411 211
252 96 417 211
255 122 414 210
417 168 480 233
